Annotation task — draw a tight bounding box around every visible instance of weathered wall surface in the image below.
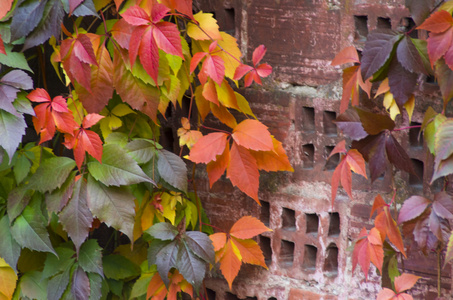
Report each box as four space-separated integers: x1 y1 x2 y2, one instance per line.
189 0 453 299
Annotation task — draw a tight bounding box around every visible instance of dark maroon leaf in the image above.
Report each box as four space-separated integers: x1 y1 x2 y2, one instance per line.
388 56 418 106
412 211 430 251
71 266 90 300
355 108 395 135
428 210 450 242
10 0 47 42
435 59 453 106
353 133 387 182
184 231 215 264
405 0 435 25
59 177 93 255
361 29 402 80
397 35 427 74
432 155 453 183
23 0 65 50
398 195 430 224
176 240 208 290
385 134 415 174
333 109 368 140
433 192 453 220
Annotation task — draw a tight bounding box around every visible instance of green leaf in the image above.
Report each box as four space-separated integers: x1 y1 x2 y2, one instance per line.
0 44 33 72
184 231 215 264
79 239 103 277
13 153 31 184
10 203 56 255
102 254 141 281
87 144 155 186
146 222 179 241
87 176 135 241
45 171 76 214
125 139 158 164
0 110 26 162
0 215 21 272
104 132 128 147
88 273 105 300
47 261 72 300
176 240 207 289
157 149 188 192
13 92 35 116
130 272 153 298
388 255 400 284
18 271 48 300
106 278 123 297
147 239 178 287
42 247 76 279
28 156 76 193
7 187 32 224
59 177 93 254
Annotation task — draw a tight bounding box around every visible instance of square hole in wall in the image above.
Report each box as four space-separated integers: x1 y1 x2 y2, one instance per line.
268 298 277 300
260 201 270 227
377 17 392 29
354 15 368 41
245 298 258 300
306 213 319 235
282 207 296 231
323 111 337 135
401 17 417 38
224 8 235 35
302 244 317 270
206 289 216 300
324 243 339 276
302 107 315 132
409 159 423 189
279 240 294 268
260 236 272 266
302 144 314 169
324 146 339 171
409 122 423 148
226 293 240 300
328 212 340 236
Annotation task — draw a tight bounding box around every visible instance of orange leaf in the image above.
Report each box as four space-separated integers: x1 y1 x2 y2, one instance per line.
367 228 384 274
207 145 230 187
375 78 390 98
417 10 453 33
250 137 293 172
376 288 397 300
202 79 219 105
210 232 227 252
328 140 347 159
370 194 388 218
375 208 407 257
394 273 420 294
219 239 242 289
331 156 352 203
229 216 271 239
345 149 367 178
352 227 384 279
194 85 211 121
331 46 360 66
147 273 168 300
227 142 260 203
188 132 229 164
210 102 237 129
231 237 267 268
232 119 273 151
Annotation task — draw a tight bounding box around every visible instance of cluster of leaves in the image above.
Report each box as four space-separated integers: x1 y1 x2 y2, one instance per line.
330 0 453 298
0 0 292 299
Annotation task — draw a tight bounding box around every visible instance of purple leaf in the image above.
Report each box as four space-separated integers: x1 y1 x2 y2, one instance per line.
398 195 430 224
361 29 402 80
355 108 395 135
1 70 33 90
397 35 427 74
435 59 453 105
388 57 418 106
385 134 415 174
71 267 90 300
333 109 368 140
433 192 453 220
10 0 47 42
353 133 387 182
405 0 435 26
0 85 20 116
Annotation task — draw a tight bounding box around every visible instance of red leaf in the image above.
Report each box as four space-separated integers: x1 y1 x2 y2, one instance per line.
0 34 5 55
139 27 160 85
376 288 397 300
154 22 183 57
27 88 51 103
190 52 207 74
232 119 273 151
111 19 135 49
370 194 388 218
394 273 420 293
331 46 360 66
151 3 170 23
82 113 104 128
328 140 347 159
256 63 272 78
65 128 103 169
189 132 229 164
160 0 193 18
233 64 254 80
398 196 430 224
375 208 407 257
229 216 271 239
417 10 453 33
129 25 147 68
202 55 225 86
427 28 453 66
252 45 267 66
73 34 98 66
206 145 230 187
227 142 260 203
331 157 352 202
121 5 151 26
352 227 384 279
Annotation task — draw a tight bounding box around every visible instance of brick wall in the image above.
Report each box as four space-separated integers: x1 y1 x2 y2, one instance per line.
187 0 453 299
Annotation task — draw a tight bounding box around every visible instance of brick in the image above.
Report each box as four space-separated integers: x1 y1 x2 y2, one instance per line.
289 289 321 300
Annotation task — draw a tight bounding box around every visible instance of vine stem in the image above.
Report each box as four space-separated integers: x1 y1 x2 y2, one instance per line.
201 221 226 233
392 125 421 132
437 247 442 297
200 125 231 135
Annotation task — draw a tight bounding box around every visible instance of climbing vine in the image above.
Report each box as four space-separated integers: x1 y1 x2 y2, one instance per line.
0 0 293 299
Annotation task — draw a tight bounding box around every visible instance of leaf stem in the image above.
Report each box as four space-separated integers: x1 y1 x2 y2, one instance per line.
201 221 225 233
200 125 231 135
392 125 421 132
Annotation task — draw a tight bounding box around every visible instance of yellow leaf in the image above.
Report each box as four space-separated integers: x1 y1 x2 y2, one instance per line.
194 85 211 121
161 193 176 224
383 91 400 120
235 92 256 118
108 115 123 130
404 95 415 123
184 200 198 229
94 0 112 11
440 0 453 13
187 11 222 41
111 103 135 117
0 258 17 300
215 80 239 109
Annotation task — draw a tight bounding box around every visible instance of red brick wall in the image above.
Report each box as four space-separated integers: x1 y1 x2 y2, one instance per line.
189 0 453 299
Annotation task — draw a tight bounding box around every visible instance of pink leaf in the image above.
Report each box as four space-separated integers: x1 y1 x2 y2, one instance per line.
151 3 170 23
121 5 151 26
252 45 267 66
154 22 183 58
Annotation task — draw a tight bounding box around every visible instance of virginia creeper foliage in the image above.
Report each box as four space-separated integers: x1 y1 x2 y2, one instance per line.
0 0 292 299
